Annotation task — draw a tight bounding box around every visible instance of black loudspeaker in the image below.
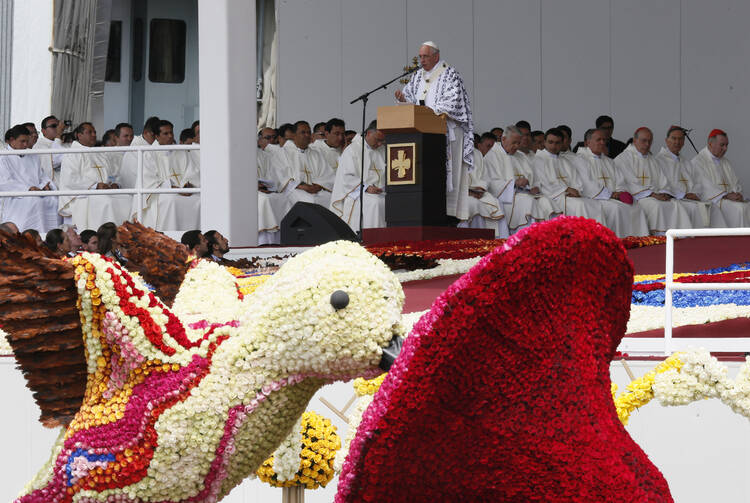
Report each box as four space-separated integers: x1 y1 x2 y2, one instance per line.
280 202 358 245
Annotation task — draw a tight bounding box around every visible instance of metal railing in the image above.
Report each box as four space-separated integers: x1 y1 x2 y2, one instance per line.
619 227 750 356
0 144 200 223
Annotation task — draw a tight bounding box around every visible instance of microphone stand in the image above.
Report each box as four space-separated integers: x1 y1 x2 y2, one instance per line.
682 128 699 155
349 66 418 242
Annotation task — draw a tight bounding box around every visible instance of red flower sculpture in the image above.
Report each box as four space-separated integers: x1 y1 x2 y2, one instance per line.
337 217 672 502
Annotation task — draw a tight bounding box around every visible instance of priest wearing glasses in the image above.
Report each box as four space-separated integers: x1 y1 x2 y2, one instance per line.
395 40 473 222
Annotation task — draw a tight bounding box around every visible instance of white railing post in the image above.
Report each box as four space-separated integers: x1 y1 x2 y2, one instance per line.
136 147 144 223
664 230 675 356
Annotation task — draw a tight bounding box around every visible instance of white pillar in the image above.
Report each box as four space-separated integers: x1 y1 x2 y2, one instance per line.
198 0 257 246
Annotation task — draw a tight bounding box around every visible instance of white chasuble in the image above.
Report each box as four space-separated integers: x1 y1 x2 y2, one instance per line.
614 144 692 232
120 135 154 189
656 147 725 228
59 141 132 229
256 147 285 239
533 149 605 224
32 136 64 185
329 134 385 232
574 149 649 238
459 149 508 238
483 143 556 231
401 60 473 219
310 139 342 171
0 146 59 233
144 149 201 231
275 141 336 213
690 147 750 227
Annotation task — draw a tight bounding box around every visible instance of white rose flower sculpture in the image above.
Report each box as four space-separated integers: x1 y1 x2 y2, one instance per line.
13 240 405 503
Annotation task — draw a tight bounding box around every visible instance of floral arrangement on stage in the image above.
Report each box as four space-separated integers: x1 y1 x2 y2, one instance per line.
257 411 340 489
366 234 666 272
337 217 673 502
13 240 405 503
612 354 684 424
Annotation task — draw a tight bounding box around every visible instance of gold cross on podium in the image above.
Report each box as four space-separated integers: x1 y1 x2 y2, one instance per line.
92 165 105 183
170 169 182 187
392 150 411 178
637 172 649 185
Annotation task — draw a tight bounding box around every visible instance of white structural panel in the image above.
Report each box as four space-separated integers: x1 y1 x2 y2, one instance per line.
276 0 750 192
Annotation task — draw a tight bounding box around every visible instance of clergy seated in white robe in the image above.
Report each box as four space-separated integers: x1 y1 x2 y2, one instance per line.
533 129 604 225
329 130 386 232
0 142 59 233
689 130 750 227
129 121 200 231
33 133 65 185
614 129 692 233
656 128 726 228
397 41 473 221
256 146 288 245
271 122 336 214
59 141 132 229
458 146 509 238
120 135 155 189
574 138 649 238
309 119 346 171
483 127 556 233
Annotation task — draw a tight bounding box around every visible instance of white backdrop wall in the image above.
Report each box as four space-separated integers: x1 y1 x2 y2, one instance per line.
276 0 750 191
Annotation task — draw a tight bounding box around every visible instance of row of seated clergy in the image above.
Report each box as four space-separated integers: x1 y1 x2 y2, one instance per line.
59 121 200 231
0 125 60 233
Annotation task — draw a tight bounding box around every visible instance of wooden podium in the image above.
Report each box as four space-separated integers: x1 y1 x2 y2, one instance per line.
377 105 448 227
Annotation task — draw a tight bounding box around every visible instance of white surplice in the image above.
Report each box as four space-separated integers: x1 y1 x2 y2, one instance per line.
459 149 508 238
329 134 385 232
656 147 726 228
574 148 649 237
483 143 556 231
136 145 201 231
119 135 154 189
533 148 605 224
614 144 692 233
32 136 65 185
0 146 59 232
690 147 750 227
271 140 336 213
59 141 132 229
257 146 286 243
309 139 342 171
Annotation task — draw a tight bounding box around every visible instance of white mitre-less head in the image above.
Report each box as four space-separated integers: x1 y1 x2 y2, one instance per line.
421 40 439 51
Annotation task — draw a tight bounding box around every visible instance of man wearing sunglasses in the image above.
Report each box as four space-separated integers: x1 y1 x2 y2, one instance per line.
32 115 66 186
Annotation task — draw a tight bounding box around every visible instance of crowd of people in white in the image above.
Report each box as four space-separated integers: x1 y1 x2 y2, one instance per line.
1 110 748 248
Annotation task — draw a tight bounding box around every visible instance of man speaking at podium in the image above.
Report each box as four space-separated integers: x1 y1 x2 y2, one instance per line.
395 41 473 221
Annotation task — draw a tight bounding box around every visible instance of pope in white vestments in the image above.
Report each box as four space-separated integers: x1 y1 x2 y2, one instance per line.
270 122 335 214
614 129 692 233
690 130 750 227
59 141 132 229
396 41 473 221
533 130 604 225
0 143 59 233
574 135 649 238
330 129 386 232
482 127 556 232
656 127 726 228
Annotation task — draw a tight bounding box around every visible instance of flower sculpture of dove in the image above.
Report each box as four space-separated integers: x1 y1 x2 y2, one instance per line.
0 231 404 503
